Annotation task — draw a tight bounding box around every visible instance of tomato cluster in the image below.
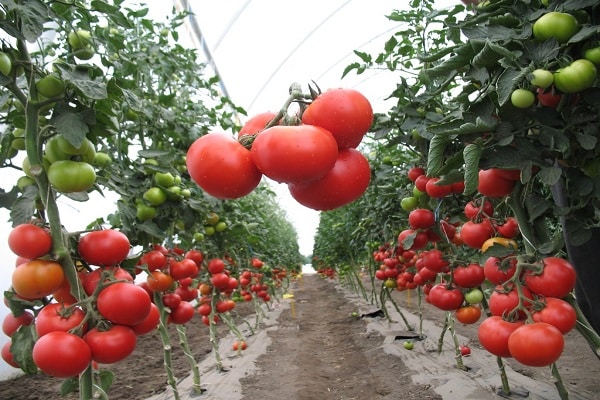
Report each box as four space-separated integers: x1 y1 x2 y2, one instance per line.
186 87 373 211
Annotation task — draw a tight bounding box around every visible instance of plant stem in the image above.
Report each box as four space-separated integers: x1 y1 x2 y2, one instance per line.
176 324 202 395
154 293 180 400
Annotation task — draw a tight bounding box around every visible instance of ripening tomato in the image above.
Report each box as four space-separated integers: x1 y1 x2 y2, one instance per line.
8 224 52 259
12 259 65 300
233 340 248 351
531 297 577 334
1 341 19 368
78 229 130 266
84 325 137 364
186 132 262 199
478 316 523 358
523 257 576 298
460 219 495 249
35 303 87 337
508 322 564 367
481 237 518 253
301 87 373 148
288 148 370 211
251 124 339 184
455 305 482 324
32 331 91 378
97 282 152 326
147 270 174 292
238 111 279 139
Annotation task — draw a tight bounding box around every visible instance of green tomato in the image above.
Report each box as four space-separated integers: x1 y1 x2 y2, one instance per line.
412 186 424 198
93 152 112 167
181 188 191 198
464 288 484 305
583 46 600 66
143 187 167 206
204 226 216 236
35 75 65 98
193 232 205 242
68 30 92 49
16 175 35 191
165 185 182 201
532 12 579 44
206 212 220 225
55 135 93 156
403 341 414 350
44 136 70 163
511 89 535 109
215 221 227 233
553 59 597 94
74 46 95 60
47 160 96 193
0 51 11 76
400 196 418 211
154 172 175 187
530 69 554 89
136 203 157 221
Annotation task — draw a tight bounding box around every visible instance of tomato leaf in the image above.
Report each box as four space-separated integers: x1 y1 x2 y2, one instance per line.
97 370 115 394
574 132 597 150
3 0 48 42
60 377 79 396
11 325 37 375
537 166 562 186
0 185 19 210
473 41 518 69
9 184 37 225
426 134 448 177
463 143 482 195
53 111 90 149
496 67 523 106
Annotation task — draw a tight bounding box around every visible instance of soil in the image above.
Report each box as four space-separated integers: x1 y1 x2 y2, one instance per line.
0 273 599 400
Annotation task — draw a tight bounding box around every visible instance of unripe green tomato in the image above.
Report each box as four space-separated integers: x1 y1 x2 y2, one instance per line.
530 69 553 89
0 51 12 76
583 46 600 66
35 75 65 98
74 46 95 60
206 212 220 225
154 172 175 187
511 89 535 109
532 12 579 44
47 160 96 193
68 30 92 49
136 203 156 221
403 341 414 350
93 152 112 167
81 143 96 164
181 188 191 198
204 226 215 236
143 187 167 206
553 59 597 94
400 196 418 211
44 136 71 163
11 137 25 150
174 220 185 231
465 288 484 304
215 221 227 233
412 186 424 198
17 176 35 191
55 135 93 156
165 186 182 201
193 232 205 242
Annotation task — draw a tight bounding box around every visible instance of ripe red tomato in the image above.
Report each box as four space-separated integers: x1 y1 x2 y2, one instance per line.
184 249 204 266
407 166 425 182
478 169 515 198
162 293 182 309
251 125 339 184
508 322 564 367
397 229 429 251
301 87 373 148
478 316 523 358
130 302 160 335
97 282 152 326
425 177 452 198
138 250 167 272
523 257 576 298
168 258 198 280
427 283 464 311
238 111 278 139
35 303 87 337
210 272 231 291
464 199 493 220
455 305 482 324
207 258 226 274
81 266 133 295
186 132 262 199
496 217 519 239
174 285 198 302
233 340 248 351
1 341 19 368
483 256 517 284
32 331 91 378
531 297 577 334
2 311 34 337
168 300 195 324
198 303 212 316
414 175 430 192
408 208 435 229
288 148 370 211
11 259 65 300
8 224 52 259
488 284 533 319
460 219 495 249
452 263 485 288
78 229 130 266
84 325 137 364
420 249 449 273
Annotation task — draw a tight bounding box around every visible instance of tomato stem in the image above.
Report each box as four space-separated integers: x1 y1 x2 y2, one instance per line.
154 292 181 400
175 324 202 394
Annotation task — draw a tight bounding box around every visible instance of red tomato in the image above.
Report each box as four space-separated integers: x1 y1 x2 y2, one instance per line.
483 256 517 284
35 303 86 337
238 111 278 139
508 322 564 367
496 217 519 239
407 167 425 182
459 219 495 249
455 305 482 324
11 259 65 300
477 169 515 198
2 311 34 337
488 284 533 319
408 208 435 229
427 220 457 243
8 224 52 259
207 258 226 274
210 273 231 290
288 148 370 211
414 175 430 192
427 283 464 311
1 341 19 368
531 297 577 334
301 87 373 148
138 250 167 272
168 258 198 280
32 331 91 378
174 285 198 302
425 177 453 198
186 132 262 199
162 293 182 309
168 300 195 324
464 199 493 220
523 257 576 298
453 263 485 288
84 325 137 364
233 340 248 351
397 229 429 251
420 249 449 273
198 303 212 316
97 282 151 326
81 266 133 295
78 229 130 266
130 303 160 335
184 249 204 266
251 125 339 184
478 316 523 358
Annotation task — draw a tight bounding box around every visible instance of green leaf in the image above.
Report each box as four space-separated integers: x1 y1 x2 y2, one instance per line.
537 166 562 186
463 143 482 195
0 184 19 210
3 0 49 42
11 325 37 375
472 40 517 69
574 132 597 150
426 134 448 177
567 25 600 44
97 370 115 393
53 112 89 148
63 70 108 100
10 185 38 225
496 67 523 106
60 378 79 396
425 45 474 79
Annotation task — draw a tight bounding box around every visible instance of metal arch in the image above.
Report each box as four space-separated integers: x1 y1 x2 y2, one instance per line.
213 0 253 51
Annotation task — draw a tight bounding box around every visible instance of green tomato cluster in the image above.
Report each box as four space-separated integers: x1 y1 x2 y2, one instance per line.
136 169 192 222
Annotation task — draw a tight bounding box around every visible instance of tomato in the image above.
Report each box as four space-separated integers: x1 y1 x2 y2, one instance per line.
35 303 86 337
511 89 535 109
8 223 52 259
210 272 231 290
97 282 152 326
554 59 597 94
397 229 429 251
496 217 519 239
464 288 484 304
427 283 464 311
198 303 212 316
143 187 167 206
184 249 204 266
288 148 370 211
481 237 518 253
138 250 167 272
147 270 174 292
130 302 160 335
168 300 195 324
414 174 430 192
207 258 226 274
238 111 279 138
407 166 425 182
233 340 247 351
508 322 564 367
36 75 65 98
483 256 517 284
301 87 373 148
1 341 19 368
584 46 600 65
488 284 533 319
421 249 449 273
455 305 481 324
162 293 182 309
523 257 576 298
84 325 137 364
408 208 435 229
0 51 12 76
68 29 92 49
459 219 495 249
12 259 65 300
531 297 577 334
136 203 157 221
464 199 493 220
168 258 198 280
154 171 175 187
400 196 418 211
81 266 133 295
530 69 554 89
175 285 198 302
32 331 91 378
478 316 524 358
52 278 77 304
47 160 96 193
425 177 453 198
453 263 485 288
78 229 130 266
459 344 471 356
478 169 515 198
2 311 34 337
427 220 456 242
251 124 338 184
186 132 262 199
532 12 579 44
